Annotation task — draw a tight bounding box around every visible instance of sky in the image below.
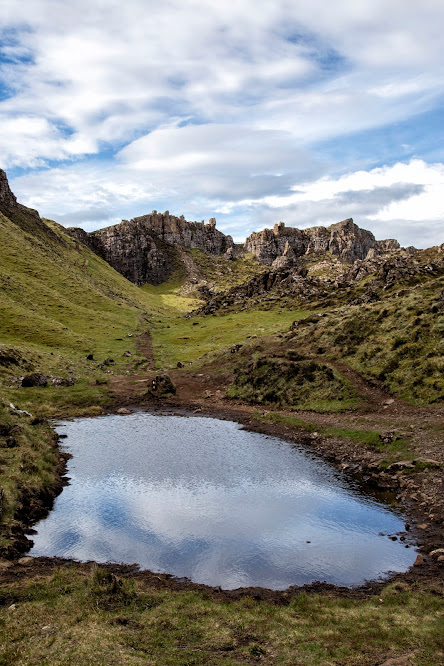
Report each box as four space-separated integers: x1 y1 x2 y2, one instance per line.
1 0 443 247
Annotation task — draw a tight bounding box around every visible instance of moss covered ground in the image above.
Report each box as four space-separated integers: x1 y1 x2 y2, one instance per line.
0 565 443 665
189 248 267 291
150 309 310 368
285 279 444 406
228 356 358 412
0 213 199 416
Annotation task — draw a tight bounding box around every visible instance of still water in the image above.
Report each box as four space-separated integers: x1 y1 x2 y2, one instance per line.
30 412 416 589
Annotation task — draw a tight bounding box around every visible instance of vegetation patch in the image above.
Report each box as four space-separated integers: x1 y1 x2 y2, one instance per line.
286 278 444 405
151 309 310 368
189 248 267 291
0 213 200 416
228 357 359 412
0 398 61 555
255 413 417 461
253 411 318 432
0 566 443 665
140 265 202 316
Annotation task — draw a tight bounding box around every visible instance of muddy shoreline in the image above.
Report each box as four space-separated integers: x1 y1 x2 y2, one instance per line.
2 396 443 602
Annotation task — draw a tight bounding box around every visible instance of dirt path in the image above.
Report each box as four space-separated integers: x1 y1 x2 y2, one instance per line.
317 357 404 410
136 329 155 369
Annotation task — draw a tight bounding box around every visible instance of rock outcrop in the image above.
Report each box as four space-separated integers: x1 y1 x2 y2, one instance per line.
68 220 175 285
0 170 50 237
245 218 400 265
0 169 18 211
195 245 443 316
129 211 233 255
68 213 403 286
68 211 235 286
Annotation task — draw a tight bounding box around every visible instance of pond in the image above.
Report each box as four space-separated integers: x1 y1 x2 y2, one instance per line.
30 412 416 590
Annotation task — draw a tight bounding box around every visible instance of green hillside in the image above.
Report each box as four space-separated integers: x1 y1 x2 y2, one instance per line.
0 209 201 414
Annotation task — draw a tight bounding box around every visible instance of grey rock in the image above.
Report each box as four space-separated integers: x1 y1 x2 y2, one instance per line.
245 218 400 266
49 375 76 387
148 373 176 397
68 213 233 286
21 373 48 388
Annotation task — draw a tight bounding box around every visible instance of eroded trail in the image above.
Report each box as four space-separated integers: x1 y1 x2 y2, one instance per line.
314 357 408 411
137 329 155 369
110 329 155 403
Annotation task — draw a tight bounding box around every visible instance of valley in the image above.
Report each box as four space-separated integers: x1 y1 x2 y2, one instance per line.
0 170 443 664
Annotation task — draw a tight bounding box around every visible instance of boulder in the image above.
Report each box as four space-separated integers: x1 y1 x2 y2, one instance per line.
148 373 176 397
21 373 48 388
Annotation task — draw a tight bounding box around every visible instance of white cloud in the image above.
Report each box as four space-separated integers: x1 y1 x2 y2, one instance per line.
218 160 444 246
1 1 444 247
2 0 444 164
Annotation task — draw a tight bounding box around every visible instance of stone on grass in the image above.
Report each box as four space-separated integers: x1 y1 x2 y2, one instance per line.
21 373 48 387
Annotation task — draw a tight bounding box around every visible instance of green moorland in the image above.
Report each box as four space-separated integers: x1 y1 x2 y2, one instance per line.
0 397 61 553
282 280 444 406
227 355 359 412
150 309 310 368
188 248 267 291
1 201 443 665
198 257 444 406
0 211 200 417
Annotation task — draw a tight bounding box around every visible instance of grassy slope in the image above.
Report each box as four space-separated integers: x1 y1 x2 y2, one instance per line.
0 214 198 415
191 251 444 406
150 309 310 368
227 356 359 412
0 566 443 665
284 279 444 405
188 248 267 291
0 210 197 549
140 269 202 317
0 397 60 552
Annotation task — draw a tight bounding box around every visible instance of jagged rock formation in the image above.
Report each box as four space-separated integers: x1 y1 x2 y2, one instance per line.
129 212 233 255
0 169 412 288
67 213 404 286
68 211 235 286
0 170 52 237
68 221 176 286
245 218 400 265
0 169 17 211
195 245 444 315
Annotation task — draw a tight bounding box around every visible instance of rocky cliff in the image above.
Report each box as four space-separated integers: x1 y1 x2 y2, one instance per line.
244 218 400 267
68 211 235 286
67 211 404 286
0 170 58 239
129 211 234 255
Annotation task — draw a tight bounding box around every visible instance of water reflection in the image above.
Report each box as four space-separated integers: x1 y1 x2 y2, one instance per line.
30 412 416 589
